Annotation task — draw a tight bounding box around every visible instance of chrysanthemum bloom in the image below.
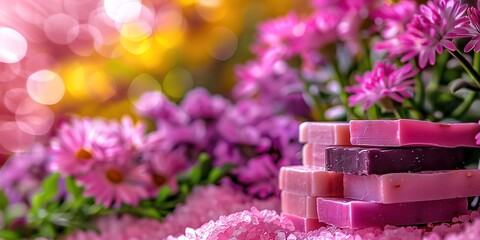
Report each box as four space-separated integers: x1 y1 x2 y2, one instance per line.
50 118 119 176
460 7 480 52
76 159 150 207
347 62 417 110
395 0 468 68
135 91 189 126
117 115 146 155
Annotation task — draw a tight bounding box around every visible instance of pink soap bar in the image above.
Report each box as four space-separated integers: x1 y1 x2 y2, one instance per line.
317 197 468 229
299 122 351 145
279 166 343 197
350 119 480 147
344 169 480 203
281 212 325 232
302 143 327 167
281 191 318 219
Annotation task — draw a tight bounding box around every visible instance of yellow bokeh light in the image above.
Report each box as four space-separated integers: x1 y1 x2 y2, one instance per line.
163 68 193 99
63 63 116 102
120 36 153 55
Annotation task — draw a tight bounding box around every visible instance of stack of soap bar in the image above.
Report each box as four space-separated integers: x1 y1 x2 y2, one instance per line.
314 119 476 228
280 120 480 231
350 119 480 147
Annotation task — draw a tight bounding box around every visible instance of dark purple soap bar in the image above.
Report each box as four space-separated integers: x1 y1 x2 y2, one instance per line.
325 147 464 175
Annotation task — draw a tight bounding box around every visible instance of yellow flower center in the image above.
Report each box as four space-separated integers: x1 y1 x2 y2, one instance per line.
105 168 124 184
75 148 93 161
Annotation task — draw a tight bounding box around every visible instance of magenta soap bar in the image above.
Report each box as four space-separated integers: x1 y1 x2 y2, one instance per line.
299 122 351 145
344 169 480 203
325 147 465 175
302 144 327 167
281 212 325 232
350 119 480 148
281 191 317 219
279 166 343 197
317 197 468 229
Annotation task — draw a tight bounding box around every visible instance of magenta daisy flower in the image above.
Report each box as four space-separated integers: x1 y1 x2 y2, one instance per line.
461 7 480 52
346 62 417 110
76 159 150 207
117 115 145 154
50 118 119 176
395 0 468 68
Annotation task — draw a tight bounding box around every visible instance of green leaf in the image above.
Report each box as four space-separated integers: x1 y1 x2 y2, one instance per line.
65 176 83 199
0 190 8 211
189 166 202 185
41 173 60 202
133 208 161 219
30 173 60 213
0 230 20 239
155 186 170 204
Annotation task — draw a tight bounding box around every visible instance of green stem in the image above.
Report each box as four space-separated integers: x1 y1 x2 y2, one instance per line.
451 91 478 119
367 105 379 120
331 62 362 120
474 52 480 72
449 49 480 87
301 79 325 121
414 75 424 109
362 39 372 71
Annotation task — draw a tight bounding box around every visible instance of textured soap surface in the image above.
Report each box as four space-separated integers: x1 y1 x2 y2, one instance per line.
299 122 351 145
344 169 480 203
302 144 327 167
281 212 325 232
350 119 480 147
325 147 465 175
317 197 468 229
279 166 343 197
281 191 317 219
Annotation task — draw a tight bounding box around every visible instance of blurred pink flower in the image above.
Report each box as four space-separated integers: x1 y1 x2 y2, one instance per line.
50 118 119 176
76 159 150 207
476 120 480 145
347 62 417 109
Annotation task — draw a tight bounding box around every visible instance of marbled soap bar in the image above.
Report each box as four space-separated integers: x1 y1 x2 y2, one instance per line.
317 197 468 229
281 212 325 232
350 119 480 148
325 147 464 175
281 191 317 219
302 144 327 167
299 122 351 145
279 166 343 197
344 169 480 203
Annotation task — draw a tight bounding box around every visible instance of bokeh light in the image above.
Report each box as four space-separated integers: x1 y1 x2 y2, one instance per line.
27 70 66 105
163 68 193 99
0 27 28 64
104 0 142 24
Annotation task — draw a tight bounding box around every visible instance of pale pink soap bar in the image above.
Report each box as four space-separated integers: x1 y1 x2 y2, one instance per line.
344 169 480 203
279 166 343 197
350 119 480 147
302 143 327 167
299 122 351 145
281 191 317 219
281 212 325 232
317 197 468 229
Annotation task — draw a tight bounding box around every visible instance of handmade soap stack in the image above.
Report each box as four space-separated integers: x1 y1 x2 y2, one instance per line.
279 122 350 231
280 119 480 231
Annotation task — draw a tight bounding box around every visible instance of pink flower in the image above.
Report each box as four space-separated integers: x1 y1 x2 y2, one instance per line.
118 116 145 154
395 0 468 68
476 120 480 145
347 62 417 110
461 7 480 52
50 118 119 176
76 159 150 207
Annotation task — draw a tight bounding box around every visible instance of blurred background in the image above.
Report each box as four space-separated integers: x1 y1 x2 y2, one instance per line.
0 0 309 161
